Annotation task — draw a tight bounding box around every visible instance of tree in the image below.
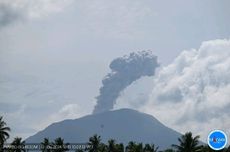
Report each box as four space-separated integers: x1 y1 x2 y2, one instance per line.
225 145 230 152
144 144 158 152
201 145 230 152
52 137 68 152
163 148 176 152
0 116 11 149
11 137 25 152
108 139 116 152
172 132 202 152
126 141 143 152
88 134 101 152
98 143 108 152
200 144 230 152
41 138 51 152
75 150 84 152
200 145 214 152
126 141 137 152
136 143 143 152
115 143 124 152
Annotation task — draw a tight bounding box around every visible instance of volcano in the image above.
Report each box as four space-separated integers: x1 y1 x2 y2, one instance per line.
26 108 181 149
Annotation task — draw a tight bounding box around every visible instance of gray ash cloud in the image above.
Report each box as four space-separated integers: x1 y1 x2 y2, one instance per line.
93 51 159 114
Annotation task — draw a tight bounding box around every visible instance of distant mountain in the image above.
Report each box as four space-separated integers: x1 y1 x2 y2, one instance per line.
26 108 181 149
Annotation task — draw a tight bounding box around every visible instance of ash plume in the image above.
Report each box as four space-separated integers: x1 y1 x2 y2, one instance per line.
93 51 159 114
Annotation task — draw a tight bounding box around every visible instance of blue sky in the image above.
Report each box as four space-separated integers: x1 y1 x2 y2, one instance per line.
0 0 230 141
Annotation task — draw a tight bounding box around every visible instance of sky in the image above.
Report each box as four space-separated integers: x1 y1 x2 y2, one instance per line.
0 0 230 142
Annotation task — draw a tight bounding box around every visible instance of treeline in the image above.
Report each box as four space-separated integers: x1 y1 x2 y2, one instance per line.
1 116 230 152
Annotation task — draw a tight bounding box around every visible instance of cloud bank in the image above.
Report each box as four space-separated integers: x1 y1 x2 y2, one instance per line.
0 0 73 27
115 39 230 141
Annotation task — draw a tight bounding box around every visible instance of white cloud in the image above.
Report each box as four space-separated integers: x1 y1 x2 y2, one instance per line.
34 104 90 131
58 104 86 119
115 39 230 141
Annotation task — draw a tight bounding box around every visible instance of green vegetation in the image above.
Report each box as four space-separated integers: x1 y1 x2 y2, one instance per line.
1 116 230 152
41 138 51 152
172 132 202 152
0 116 11 150
10 137 25 152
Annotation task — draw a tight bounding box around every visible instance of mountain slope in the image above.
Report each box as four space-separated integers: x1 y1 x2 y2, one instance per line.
26 108 181 149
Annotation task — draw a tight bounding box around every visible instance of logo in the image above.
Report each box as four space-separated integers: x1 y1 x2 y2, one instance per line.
208 130 228 150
